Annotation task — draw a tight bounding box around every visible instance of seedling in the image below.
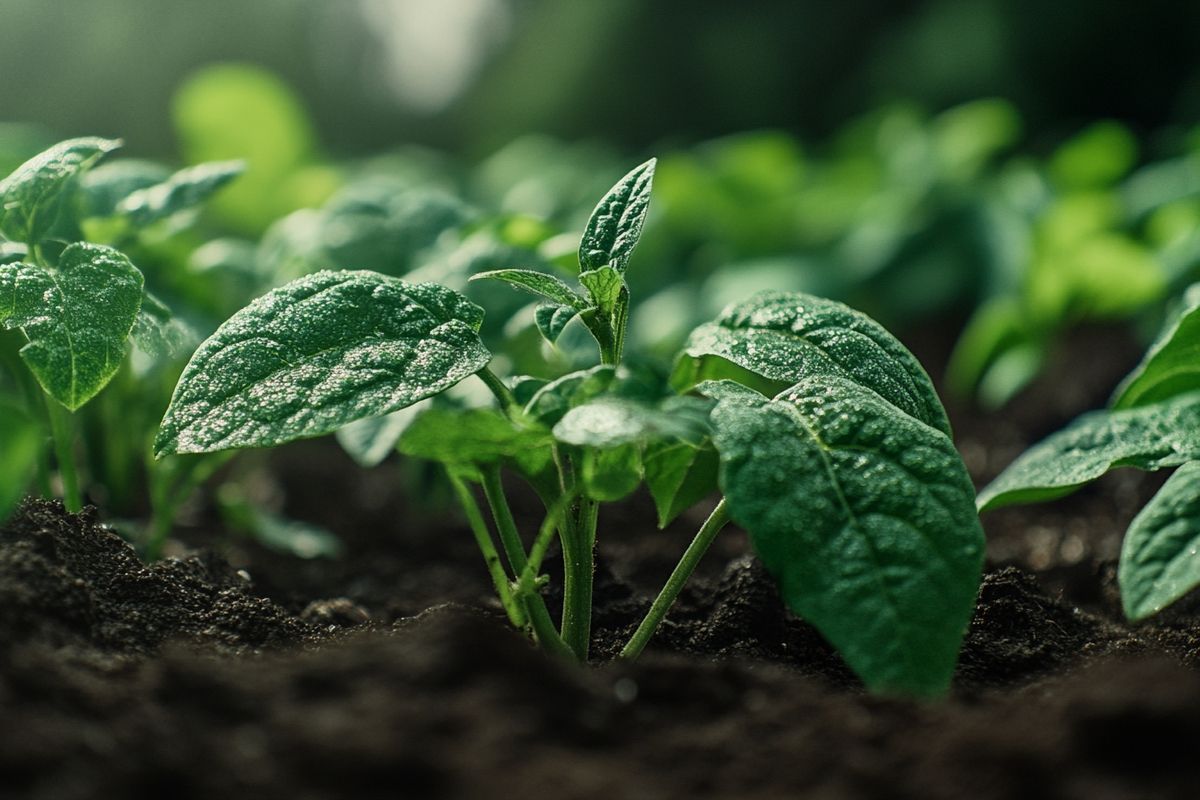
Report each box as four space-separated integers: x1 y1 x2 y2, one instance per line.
156 160 985 696
980 284 1200 621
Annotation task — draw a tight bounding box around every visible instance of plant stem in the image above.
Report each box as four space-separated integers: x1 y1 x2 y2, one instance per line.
446 469 527 630
44 395 81 513
621 499 731 660
480 465 572 659
560 496 599 661
477 366 517 414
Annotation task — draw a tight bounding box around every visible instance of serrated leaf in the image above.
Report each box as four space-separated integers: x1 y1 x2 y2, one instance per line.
0 401 40 522
644 442 720 527
578 266 624 313
117 160 244 226
397 407 553 465
0 137 121 243
581 443 643 501
1111 284 1200 410
0 243 144 409
155 270 490 456
524 365 616 426
552 395 712 449
1119 461 1200 620
709 376 984 696
678 291 952 436
977 392 1200 511
534 302 581 344
579 158 656 273
335 400 430 468
470 268 587 309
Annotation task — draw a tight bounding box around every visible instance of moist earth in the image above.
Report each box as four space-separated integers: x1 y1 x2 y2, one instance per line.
2 324 1199 799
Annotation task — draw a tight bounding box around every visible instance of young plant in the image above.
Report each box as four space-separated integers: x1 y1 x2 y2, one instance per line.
155 159 985 696
979 284 1200 620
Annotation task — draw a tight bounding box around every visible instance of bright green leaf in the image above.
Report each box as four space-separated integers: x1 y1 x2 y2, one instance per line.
0 243 144 409
578 265 624 313
709 376 984 696
1120 461 1200 620
397 407 553 465
579 158 656 273
581 443 643 501
1111 284 1200 409
155 270 490 455
678 291 951 436
978 392 1200 511
0 137 121 243
644 442 720 528
470 268 587 309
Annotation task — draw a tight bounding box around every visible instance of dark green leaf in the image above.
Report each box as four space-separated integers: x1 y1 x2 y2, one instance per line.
397 407 553 465
578 158 656 273
1119 461 1200 620
470 268 587 309
155 270 490 455
1111 284 1200 409
117 160 244 226
710 376 984 696
524 365 616 426
978 392 1200 511
0 137 121 243
534 303 580 344
644 442 720 527
678 291 951 436
0 243 144 409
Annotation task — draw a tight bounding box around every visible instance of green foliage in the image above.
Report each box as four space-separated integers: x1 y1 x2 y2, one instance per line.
0 137 121 244
1120 462 1200 620
578 158 656 273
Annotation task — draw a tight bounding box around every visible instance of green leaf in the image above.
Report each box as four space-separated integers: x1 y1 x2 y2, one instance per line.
130 292 197 366
470 268 587 309
1119 461 1200 620
678 291 952 436
552 396 712 449
578 266 624 313
0 400 40 522
581 444 643 501
534 303 580 344
78 159 173 219
397 407 553 465
977 392 1200 511
155 270 490 456
523 365 616 426
0 137 121 243
644 442 720 527
1111 284 1200 409
0 243 144 409
116 160 244 226
578 158 656 273
335 401 430 468
709 376 984 696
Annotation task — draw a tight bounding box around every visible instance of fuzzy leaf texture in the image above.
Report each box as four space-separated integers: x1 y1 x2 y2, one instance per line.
469 269 588 310
678 291 952 436
155 270 490 455
1111 284 1200 410
534 303 580 344
117 160 245 226
977 392 1200 511
707 378 984 696
1119 461 1200 620
0 138 121 243
0 243 144 409
578 158 656 273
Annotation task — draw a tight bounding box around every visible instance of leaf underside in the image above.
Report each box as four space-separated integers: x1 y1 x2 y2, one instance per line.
1120 460 1200 620
709 377 984 696
155 270 490 455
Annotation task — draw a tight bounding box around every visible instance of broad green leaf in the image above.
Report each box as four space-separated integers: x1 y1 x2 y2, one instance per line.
1111 285 1200 409
578 266 624 313
0 243 144 409
552 396 712 449
155 270 490 456
977 392 1200 511
581 444 643 501
524 365 616 426
117 160 244 226
678 291 952 436
397 407 553 465
470 268 587 309
1119 461 1200 620
709 377 984 696
335 400 430 468
0 400 40 522
534 303 580 344
644 442 720 527
0 137 121 243
578 158 656 273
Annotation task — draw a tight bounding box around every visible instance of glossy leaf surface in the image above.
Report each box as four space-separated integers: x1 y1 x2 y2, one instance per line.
1120 461 1200 620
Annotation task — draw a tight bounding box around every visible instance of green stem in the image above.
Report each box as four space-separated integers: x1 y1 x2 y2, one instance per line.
561 495 599 661
447 469 527 630
44 395 81 513
620 499 731 660
480 465 572 659
477 366 517 415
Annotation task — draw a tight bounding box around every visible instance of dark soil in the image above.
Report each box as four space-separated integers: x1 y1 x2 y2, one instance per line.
3 323 1200 799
